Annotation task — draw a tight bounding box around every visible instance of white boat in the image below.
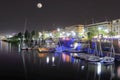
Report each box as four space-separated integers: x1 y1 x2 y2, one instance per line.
71 53 80 59
80 54 89 60
87 41 101 62
87 55 101 62
72 53 89 60
100 38 115 63
101 56 115 63
21 42 32 50
21 47 32 50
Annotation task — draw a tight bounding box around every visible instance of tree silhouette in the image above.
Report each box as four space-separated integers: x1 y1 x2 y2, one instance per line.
24 30 30 40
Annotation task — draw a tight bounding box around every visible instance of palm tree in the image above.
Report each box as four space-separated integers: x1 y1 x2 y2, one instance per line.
87 27 98 41
108 31 116 37
86 26 98 54
24 30 30 41
31 30 35 38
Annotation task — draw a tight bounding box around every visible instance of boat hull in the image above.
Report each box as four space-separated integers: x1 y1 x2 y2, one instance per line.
38 48 55 53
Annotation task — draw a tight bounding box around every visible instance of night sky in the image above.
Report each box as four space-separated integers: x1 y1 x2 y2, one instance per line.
0 0 120 33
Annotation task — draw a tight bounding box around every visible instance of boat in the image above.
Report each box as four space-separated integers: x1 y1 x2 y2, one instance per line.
20 18 33 50
55 37 87 53
100 38 115 63
71 53 101 62
87 55 101 62
101 56 115 63
21 47 32 50
63 49 84 53
87 41 101 62
20 38 33 50
38 53 48 58
71 53 89 60
38 47 55 53
71 53 81 59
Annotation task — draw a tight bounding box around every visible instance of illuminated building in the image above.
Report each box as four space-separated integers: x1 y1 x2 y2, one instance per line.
85 21 112 38
112 19 120 36
64 24 84 38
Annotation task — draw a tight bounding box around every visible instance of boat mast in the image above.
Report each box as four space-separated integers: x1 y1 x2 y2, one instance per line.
22 18 27 43
21 18 27 48
23 18 27 37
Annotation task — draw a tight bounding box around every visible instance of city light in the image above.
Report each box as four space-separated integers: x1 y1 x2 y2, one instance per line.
66 33 70 37
1 1 120 80
98 27 102 30
105 29 109 33
57 28 60 32
49 33 53 37
7 35 13 38
62 32 65 34
71 31 76 37
39 32 42 38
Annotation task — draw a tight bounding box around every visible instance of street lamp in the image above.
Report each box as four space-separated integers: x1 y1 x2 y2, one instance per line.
71 31 76 37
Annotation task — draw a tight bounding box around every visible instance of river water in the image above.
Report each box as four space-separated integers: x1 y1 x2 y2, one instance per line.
0 41 120 80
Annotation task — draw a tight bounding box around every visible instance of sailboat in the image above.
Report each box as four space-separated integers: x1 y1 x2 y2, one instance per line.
101 38 115 63
87 40 101 62
38 38 56 53
21 36 32 50
21 19 32 50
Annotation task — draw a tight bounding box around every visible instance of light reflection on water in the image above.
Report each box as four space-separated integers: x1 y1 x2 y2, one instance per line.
0 41 120 80
0 41 11 52
19 50 117 80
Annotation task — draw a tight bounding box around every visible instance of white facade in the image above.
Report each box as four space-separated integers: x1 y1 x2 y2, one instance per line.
85 21 111 32
112 19 120 35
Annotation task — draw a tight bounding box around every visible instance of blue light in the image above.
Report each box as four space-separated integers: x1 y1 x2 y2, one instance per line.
56 38 86 52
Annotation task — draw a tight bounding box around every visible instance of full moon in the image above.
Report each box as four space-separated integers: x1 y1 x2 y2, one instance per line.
37 3 42 8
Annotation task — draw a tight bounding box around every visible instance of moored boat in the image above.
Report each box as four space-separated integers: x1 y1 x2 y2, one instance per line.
71 53 81 59
38 47 55 53
21 47 32 50
101 56 115 63
87 55 101 62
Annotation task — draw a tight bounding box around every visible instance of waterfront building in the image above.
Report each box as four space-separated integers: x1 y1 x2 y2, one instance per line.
112 19 120 37
64 24 84 38
85 21 112 38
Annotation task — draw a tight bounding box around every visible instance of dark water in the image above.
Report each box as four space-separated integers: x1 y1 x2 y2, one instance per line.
0 41 120 80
